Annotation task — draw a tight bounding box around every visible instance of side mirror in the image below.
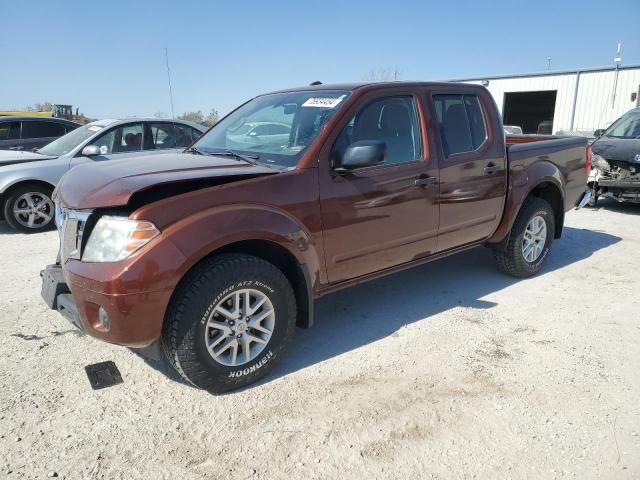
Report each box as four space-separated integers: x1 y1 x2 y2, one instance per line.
593 129 605 138
335 140 386 174
81 145 101 156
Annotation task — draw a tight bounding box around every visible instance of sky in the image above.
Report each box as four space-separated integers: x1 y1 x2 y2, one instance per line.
2 0 639 119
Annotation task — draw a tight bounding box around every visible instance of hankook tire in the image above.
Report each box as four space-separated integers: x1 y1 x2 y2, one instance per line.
494 196 555 278
161 253 296 393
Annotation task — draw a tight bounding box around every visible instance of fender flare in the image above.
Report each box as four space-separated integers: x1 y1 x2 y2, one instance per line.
149 204 322 327
487 161 564 246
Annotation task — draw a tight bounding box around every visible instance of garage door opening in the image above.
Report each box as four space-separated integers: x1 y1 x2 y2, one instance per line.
503 90 557 134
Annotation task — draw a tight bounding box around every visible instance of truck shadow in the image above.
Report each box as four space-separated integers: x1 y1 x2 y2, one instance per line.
265 226 620 385
134 226 619 391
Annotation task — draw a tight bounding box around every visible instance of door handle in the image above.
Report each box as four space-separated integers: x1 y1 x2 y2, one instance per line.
484 164 503 174
414 176 438 186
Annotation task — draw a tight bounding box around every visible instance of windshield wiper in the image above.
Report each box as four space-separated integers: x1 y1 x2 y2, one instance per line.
210 150 261 166
185 146 204 155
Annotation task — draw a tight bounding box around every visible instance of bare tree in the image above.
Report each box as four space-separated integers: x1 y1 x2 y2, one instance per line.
34 101 53 112
363 68 402 82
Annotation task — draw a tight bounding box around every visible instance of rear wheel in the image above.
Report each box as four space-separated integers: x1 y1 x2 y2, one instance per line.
161 254 296 393
3 184 55 233
494 197 555 278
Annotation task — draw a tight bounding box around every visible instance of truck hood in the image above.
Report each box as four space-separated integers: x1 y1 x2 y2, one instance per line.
55 153 280 209
0 149 57 167
592 137 640 163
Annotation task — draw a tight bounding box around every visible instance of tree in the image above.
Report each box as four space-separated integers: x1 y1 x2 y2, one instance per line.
35 101 53 112
363 68 402 82
177 108 219 127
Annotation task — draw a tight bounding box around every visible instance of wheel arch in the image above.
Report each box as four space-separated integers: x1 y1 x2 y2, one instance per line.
168 238 314 330
0 179 56 221
528 181 564 239
488 176 565 251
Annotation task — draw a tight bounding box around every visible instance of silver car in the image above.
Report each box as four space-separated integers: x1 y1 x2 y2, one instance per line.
0 118 206 233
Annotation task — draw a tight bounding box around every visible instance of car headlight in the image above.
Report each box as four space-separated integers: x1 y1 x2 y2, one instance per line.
82 216 160 262
591 154 610 171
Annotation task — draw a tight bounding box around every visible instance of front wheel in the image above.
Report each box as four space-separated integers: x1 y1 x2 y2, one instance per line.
3 184 55 233
161 254 296 393
494 197 555 278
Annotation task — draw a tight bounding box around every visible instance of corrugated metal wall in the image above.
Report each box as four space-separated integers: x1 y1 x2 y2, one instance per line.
462 67 640 133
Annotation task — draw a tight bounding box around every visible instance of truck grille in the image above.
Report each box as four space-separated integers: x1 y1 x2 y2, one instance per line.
57 206 92 263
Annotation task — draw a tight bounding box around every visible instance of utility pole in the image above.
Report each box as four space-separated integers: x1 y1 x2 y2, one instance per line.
545 57 551 71
612 42 622 108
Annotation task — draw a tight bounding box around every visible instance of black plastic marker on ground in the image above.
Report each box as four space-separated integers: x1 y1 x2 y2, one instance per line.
84 361 123 390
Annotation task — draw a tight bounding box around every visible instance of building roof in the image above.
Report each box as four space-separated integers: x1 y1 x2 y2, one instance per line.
449 63 640 82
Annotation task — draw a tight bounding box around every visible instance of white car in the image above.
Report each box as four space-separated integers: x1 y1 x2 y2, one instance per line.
0 118 205 232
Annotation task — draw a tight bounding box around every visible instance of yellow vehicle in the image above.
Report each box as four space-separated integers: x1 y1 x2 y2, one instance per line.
0 111 53 117
0 104 73 120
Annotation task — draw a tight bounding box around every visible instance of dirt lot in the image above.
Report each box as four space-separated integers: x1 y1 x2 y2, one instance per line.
0 200 639 480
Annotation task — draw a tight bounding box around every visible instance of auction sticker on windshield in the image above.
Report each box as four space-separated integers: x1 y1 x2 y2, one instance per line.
302 95 346 108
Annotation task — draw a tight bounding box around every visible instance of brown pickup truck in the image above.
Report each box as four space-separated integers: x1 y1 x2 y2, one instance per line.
41 82 591 392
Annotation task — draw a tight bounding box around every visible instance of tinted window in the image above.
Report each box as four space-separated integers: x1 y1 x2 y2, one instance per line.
93 123 143 154
433 94 487 156
22 121 66 139
150 123 177 149
149 124 196 149
0 122 20 141
173 124 197 148
190 127 203 142
333 96 422 166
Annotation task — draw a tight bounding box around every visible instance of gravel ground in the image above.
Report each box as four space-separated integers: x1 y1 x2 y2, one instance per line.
0 199 639 480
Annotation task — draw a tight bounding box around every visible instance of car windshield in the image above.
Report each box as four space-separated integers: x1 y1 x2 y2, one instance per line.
192 90 351 167
38 123 105 156
603 112 640 139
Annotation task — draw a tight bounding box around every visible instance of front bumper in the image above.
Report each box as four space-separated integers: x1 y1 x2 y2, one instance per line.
41 264 83 331
40 229 186 347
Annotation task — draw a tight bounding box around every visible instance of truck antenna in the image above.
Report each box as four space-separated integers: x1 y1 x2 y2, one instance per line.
165 47 176 119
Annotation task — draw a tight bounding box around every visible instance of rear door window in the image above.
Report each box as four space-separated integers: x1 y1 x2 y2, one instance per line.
21 121 66 139
0 122 21 140
150 123 177 149
173 124 198 148
433 94 487 156
149 123 198 149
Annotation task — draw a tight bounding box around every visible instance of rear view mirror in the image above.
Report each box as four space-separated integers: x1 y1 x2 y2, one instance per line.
81 145 101 156
593 129 605 138
283 104 298 115
335 141 386 174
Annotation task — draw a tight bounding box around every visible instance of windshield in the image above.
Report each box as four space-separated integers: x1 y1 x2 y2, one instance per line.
38 123 105 156
192 90 350 167
603 112 640 139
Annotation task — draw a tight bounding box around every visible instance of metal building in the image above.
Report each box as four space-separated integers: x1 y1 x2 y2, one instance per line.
453 64 640 135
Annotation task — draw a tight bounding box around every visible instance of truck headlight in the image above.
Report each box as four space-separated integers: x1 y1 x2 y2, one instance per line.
82 216 160 262
591 154 610 172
